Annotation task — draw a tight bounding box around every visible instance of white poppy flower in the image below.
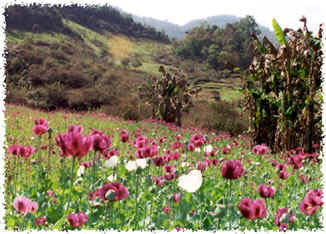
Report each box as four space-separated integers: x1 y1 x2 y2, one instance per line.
125 160 137 171
77 165 85 177
107 174 117 182
195 147 201 153
104 156 119 168
178 169 203 193
136 158 147 169
203 144 213 153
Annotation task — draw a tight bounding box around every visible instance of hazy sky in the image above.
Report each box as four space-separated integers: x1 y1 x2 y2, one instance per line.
3 0 325 33
106 0 325 33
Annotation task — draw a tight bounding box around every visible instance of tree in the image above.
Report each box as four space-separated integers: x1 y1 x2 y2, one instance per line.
138 66 200 126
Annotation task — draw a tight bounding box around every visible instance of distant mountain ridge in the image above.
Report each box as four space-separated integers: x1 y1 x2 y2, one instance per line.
131 13 278 44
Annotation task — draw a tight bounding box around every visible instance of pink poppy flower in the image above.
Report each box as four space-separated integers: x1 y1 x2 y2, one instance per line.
35 217 47 226
299 174 309 184
13 196 37 214
152 176 164 186
67 212 88 227
164 172 176 181
35 118 48 127
67 125 83 134
252 144 269 155
91 130 112 152
163 206 171 214
196 160 209 171
288 154 305 169
190 133 205 147
238 198 266 220
257 184 276 198
173 192 181 203
8 144 21 155
19 146 35 158
238 198 256 220
56 125 93 158
299 189 323 215
33 118 49 136
253 199 267 218
187 143 195 152
79 161 93 169
29 202 38 212
221 160 244 179
163 165 176 174
153 156 167 167
222 146 230 154
120 129 129 142
95 182 129 201
278 170 289 180
280 223 288 232
13 196 32 214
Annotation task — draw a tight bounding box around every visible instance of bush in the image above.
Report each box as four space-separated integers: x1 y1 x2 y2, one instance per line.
101 95 152 121
26 82 68 110
182 100 247 136
209 101 248 135
66 87 115 111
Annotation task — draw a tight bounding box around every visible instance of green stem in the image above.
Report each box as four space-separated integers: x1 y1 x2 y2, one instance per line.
69 157 76 208
142 166 150 230
37 135 42 168
47 128 53 175
228 179 232 230
14 155 17 196
91 151 97 189
134 173 139 230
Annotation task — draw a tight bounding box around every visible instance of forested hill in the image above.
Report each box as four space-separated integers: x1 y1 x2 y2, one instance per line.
5 4 170 43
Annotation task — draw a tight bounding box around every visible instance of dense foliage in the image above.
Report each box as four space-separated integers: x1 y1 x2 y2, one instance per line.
242 18 323 153
173 16 261 70
5 4 170 42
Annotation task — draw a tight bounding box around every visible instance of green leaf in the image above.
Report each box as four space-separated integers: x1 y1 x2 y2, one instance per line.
272 18 287 45
51 214 67 231
6 216 17 228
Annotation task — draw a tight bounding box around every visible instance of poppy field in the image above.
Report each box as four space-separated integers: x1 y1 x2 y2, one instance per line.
2 103 324 231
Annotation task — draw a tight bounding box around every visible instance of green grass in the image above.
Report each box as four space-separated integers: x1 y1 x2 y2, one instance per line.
219 87 243 102
62 19 109 57
6 30 72 46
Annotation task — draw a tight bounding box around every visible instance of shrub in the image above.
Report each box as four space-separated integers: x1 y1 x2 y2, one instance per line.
26 82 68 110
182 100 247 136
